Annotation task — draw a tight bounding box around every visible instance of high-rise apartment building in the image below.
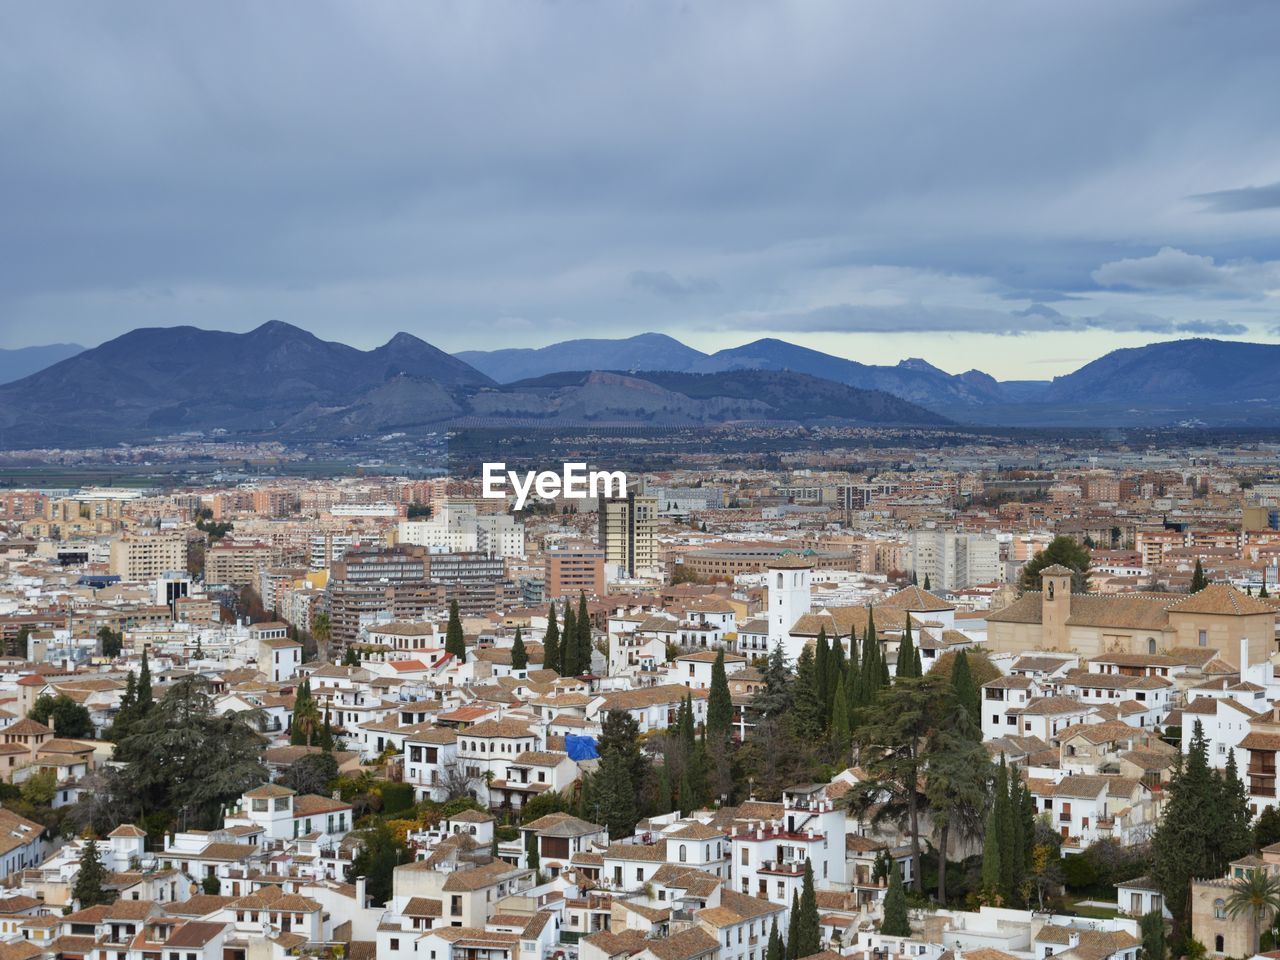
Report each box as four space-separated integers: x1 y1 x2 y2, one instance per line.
545 549 606 599
598 492 658 579
205 541 272 588
908 529 1001 591
109 533 186 581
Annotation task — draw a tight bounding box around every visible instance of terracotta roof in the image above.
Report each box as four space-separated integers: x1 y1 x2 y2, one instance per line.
461 719 535 739
879 585 955 612
1168 583 1276 617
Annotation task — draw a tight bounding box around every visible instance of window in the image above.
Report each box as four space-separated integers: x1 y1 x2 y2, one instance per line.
1199 630 1208 647
1214 899 1226 919
391 940 400 951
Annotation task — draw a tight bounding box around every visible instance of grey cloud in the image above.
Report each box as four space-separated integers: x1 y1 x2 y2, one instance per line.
628 271 720 300
1091 248 1226 290
0 0 1279 365
1191 181 1280 213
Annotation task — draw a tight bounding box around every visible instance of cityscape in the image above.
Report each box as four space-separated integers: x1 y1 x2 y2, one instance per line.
3 4 1280 960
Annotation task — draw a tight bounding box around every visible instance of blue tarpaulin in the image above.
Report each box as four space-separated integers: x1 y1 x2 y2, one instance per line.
564 734 599 761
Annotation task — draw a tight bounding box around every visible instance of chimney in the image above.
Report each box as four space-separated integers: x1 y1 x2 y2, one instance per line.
1241 636 1250 679
356 875 368 908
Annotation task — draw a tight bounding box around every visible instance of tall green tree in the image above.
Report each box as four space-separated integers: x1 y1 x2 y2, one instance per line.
881 860 910 936
576 592 593 674
895 618 917 679
766 919 783 960
510 627 527 671
562 603 579 676
847 675 942 891
445 600 466 663
786 890 802 960
950 650 981 728
137 649 153 713
1189 559 1209 593
31 694 94 738
73 837 113 907
980 802 1003 904
112 677 267 832
599 710 649 812
995 756 1016 900
291 678 320 746
707 650 733 743
793 859 820 957
1219 750 1254 862
1152 720 1234 942
595 748 638 839
1019 534 1092 593
814 629 830 711
97 625 123 658
924 699 991 905
830 675 851 757
790 646 826 740
1139 910 1165 960
543 603 560 674
754 643 794 719
349 820 409 906
525 828 540 873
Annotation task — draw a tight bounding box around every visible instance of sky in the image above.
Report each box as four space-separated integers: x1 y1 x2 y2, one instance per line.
3 1 1280 379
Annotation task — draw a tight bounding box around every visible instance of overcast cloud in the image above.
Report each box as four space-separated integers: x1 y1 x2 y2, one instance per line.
2 0 1280 378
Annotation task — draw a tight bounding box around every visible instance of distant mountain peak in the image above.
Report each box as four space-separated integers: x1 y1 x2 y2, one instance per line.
897 357 947 374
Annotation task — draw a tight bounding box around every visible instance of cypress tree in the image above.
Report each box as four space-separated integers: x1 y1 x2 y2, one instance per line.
577 592 593 674
679 693 696 749
319 707 335 752
1261 575 1270 598
795 859 820 957
860 610 880 704
562 603 578 676
445 600 466 663
911 570 918 585
766 919 784 960
596 748 638 839
980 804 1002 904
707 650 733 742
995 757 1015 900
830 675 850 756
814 629 830 712
786 890 802 960
791 646 826 739
1189 559 1208 593
923 574 931 591
1153 720 1223 942
678 769 696 816
881 859 910 936
543 603 560 674
510 627 528 671
895 618 916 679
913 647 922 678
950 650 981 730
1008 776 1027 905
845 658 860 723
525 829 540 873
1218 750 1254 863
829 635 846 703
137 649 153 713
73 836 109 907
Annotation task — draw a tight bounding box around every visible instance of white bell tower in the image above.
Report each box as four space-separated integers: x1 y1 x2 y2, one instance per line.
766 556 812 660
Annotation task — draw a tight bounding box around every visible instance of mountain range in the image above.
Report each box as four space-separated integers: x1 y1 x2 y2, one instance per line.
0 323 944 447
0 343 84 384
2 325 1277 447
460 334 1010 407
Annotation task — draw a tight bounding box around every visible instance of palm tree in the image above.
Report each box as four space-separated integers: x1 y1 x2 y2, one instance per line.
1226 868 1280 955
311 611 332 663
